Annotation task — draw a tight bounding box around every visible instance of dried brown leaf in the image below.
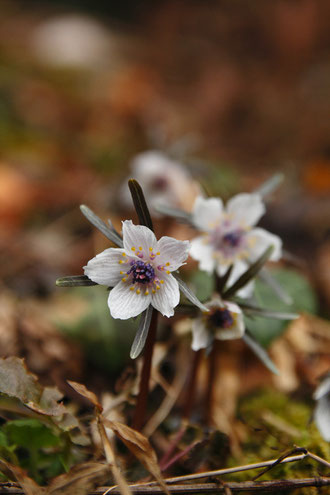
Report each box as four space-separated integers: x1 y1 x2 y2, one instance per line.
0 459 45 495
103 419 169 495
67 380 103 412
0 357 66 416
48 462 109 495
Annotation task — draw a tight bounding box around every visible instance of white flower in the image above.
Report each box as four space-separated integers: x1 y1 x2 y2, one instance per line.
190 194 282 297
313 374 330 442
32 14 112 70
192 297 245 351
120 151 201 215
84 220 190 319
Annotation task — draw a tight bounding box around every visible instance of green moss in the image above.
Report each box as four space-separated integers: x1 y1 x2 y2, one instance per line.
225 389 329 494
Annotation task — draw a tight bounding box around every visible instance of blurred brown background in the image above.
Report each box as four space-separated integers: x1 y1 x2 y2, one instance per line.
0 0 329 387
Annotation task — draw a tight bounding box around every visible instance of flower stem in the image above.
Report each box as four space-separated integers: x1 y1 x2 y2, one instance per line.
204 341 218 424
183 349 202 420
132 309 158 431
159 349 202 471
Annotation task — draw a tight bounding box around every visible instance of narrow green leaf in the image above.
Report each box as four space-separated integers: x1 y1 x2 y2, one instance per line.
237 301 299 320
259 268 293 305
174 274 209 312
254 172 284 197
80 205 123 247
56 275 97 287
130 306 154 359
128 179 153 231
222 246 274 299
216 265 233 295
243 331 279 375
154 204 193 223
107 219 122 240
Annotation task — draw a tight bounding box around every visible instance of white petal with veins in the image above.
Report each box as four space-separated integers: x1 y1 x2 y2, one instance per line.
156 237 190 271
84 248 125 286
108 281 151 319
151 273 180 317
122 220 157 256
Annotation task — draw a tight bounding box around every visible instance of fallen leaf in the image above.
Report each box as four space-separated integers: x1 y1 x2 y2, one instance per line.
0 459 45 495
68 380 103 412
0 357 66 416
103 419 170 495
48 462 109 495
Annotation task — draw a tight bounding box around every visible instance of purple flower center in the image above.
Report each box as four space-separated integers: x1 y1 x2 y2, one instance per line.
151 176 169 192
222 231 242 248
208 308 234 329
127 260 155 284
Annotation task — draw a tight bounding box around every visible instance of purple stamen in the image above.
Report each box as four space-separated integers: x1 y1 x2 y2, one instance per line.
127 260 155 284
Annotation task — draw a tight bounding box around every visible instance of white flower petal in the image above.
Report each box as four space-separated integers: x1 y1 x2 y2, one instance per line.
191 318 210 351
84 248 126 286
226 193 265 227
314 395 330 441
192 196 223 231
314 375 330 401
151 273 180 317
122 220 157 256
215 301 245 340
108 281 151 319
190 236 215 273
156 237 190 271
247 227 282 261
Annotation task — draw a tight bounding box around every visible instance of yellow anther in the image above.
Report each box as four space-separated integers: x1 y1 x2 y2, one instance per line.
119 260 124 264
139 246 143 251
145 290 149 295
166 262 170 266
130 287 134 291
156 252 160 255
120 271 124 274
166 270 170 274
149 247 153 251
160 280 164 284
152 289 156 294
122 277 127 282
156 285 160 290
131 247 136 251
136 289 141 294
122 252 126 256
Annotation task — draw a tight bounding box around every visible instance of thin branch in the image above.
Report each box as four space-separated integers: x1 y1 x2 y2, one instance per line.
98 477 330 493
151 452 310 484
252 447 307 480
1 477 330 494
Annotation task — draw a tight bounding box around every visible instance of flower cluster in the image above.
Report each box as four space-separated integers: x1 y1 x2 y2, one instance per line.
58 169 290 369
